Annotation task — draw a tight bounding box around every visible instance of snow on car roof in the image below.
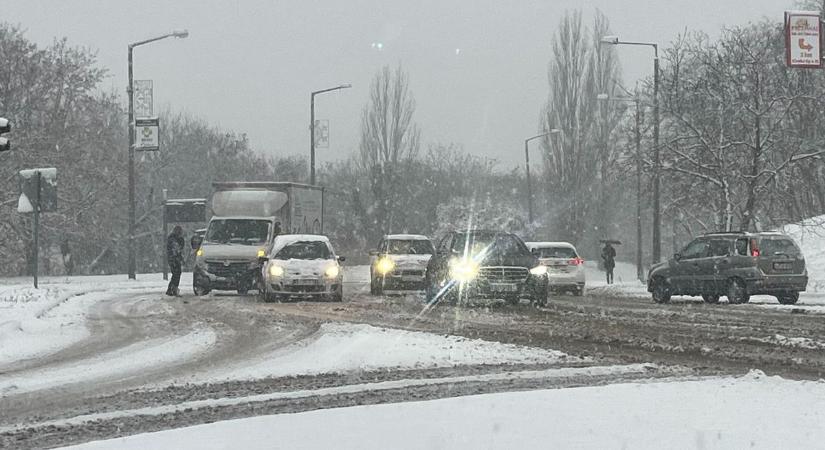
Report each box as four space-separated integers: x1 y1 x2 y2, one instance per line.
269 234 332 255
525 241 577 249
385 234 430 240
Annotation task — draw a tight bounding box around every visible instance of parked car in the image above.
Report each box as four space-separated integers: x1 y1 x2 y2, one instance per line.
370 234 434 294
426 230 548 306
647 231 808 305
525 241 585 296
258 234 344 302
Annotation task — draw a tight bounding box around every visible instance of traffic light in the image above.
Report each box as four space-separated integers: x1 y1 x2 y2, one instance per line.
0 117 10 152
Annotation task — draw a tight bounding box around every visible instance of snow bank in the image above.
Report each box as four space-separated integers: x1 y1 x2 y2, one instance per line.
0 274 173 367
65 371 825 450
781 215 825 292
200 322 572 382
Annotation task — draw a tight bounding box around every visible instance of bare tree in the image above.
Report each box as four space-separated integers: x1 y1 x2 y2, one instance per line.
356 64 420 241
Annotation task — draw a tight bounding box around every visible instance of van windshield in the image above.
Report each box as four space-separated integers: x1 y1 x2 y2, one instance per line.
205 219 270 245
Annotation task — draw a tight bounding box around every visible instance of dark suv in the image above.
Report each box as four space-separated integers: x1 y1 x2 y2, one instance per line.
648 231 808 305
425 230 548 306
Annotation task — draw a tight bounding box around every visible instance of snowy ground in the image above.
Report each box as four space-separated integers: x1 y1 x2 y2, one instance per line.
64 370 825 450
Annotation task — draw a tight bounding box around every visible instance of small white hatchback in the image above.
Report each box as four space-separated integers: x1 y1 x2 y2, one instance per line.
525 241 586 296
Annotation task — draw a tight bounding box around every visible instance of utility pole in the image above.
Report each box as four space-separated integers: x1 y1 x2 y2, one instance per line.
310 84 351 185
652 47 661 263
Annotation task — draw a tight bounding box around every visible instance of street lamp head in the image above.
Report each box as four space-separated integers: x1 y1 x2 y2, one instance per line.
172 29 189 39
340 83 352 89
600 35 619 45
550 129 561 135
596 93 610 101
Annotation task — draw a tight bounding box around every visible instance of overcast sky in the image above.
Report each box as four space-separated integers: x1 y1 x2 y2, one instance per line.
5 0 787 168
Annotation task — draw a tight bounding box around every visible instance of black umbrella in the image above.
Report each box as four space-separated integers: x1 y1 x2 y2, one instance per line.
600 239 622 245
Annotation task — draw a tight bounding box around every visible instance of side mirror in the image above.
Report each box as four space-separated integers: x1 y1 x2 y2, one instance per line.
673 253 681 261
368 250 378 256
258 256 269 264
338 256 346 262
531 248 539 256
190 235 203 250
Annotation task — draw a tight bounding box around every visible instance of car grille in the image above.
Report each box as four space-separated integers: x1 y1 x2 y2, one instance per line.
397 269 425 277
478 266 528 283
282 285 326 293
206 261 249 278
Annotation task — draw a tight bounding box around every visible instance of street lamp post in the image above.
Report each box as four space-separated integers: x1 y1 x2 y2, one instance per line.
598 93 644 282
310 84 351 185
524 131 551 223
127 29 188 280
600 35 661 263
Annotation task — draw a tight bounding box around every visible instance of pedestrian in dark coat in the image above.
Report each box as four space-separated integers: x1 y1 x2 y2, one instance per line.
166 226 185 296
601 242 617 285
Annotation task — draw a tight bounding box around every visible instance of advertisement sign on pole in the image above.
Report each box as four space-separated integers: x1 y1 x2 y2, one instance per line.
135 117 160 151
785 11 822 68
134 80 153 118
314 120 329 148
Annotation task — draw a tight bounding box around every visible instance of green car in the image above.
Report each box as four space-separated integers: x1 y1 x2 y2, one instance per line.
647 231 808 305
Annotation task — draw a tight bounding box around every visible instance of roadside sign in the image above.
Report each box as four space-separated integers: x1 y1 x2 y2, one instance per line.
134 80 153 118
135 117 160 151
314 119 329 148
785 11 822 68
19 168 57 213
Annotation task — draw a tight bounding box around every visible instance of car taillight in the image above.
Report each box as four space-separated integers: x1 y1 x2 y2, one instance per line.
750 239 760 257
569 257 584 266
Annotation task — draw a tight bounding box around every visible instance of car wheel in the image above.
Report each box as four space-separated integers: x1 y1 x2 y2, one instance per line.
651 278 671 304
726 278 749 304
193 284 211 296
531 291 547 307
702 294 720 304
777 292 799 305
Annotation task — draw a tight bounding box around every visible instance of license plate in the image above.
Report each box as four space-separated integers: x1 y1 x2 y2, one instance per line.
292 279 319 285
773 262 793 271
490 283 517 292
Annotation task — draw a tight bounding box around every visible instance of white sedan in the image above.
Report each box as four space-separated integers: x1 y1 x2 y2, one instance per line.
525 241 586 296
259 234 344 302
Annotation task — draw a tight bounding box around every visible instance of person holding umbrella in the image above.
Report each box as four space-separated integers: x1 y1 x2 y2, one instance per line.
601 240 618 285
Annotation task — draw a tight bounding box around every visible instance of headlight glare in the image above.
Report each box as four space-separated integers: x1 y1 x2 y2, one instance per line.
530 265 548 276
256 248 266 258
325 265 340 279
375 257 395 275
268 265 284 277
196 248 204 257
449 259 480 282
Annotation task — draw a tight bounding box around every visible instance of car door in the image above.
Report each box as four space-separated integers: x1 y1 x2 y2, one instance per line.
429 233 454 282
698 239 732 293
673 239 710 294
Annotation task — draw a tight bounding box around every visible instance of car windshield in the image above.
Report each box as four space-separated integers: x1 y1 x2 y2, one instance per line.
451 233 526 258
760 238 800 257
535 247 577 259
205 219 269 245
385 239 433 255
275 241 331 260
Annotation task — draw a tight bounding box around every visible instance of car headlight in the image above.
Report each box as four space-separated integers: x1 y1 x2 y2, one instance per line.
257 248 266 258
268 265 284 277
449 259 480 282
196 248 204 257
325 265 340 279
375 257 395 275
529 265 547 276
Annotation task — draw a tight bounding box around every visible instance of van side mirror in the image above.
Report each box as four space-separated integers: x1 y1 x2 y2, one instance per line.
258 256 269 264
674 253 681 261
190 235 203 250
338 256 346 262
531 248 539 256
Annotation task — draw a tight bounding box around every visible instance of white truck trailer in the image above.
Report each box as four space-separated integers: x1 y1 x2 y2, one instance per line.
193 182 324 295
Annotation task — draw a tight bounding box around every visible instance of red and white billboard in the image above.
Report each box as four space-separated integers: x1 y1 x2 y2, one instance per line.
785 11 822 69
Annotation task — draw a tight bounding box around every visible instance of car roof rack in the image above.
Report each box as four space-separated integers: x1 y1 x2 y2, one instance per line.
702 231 748 235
